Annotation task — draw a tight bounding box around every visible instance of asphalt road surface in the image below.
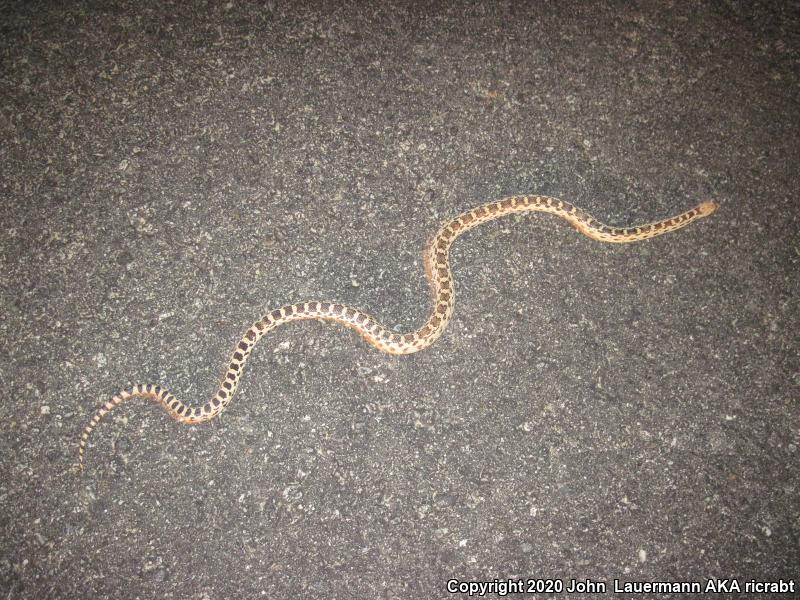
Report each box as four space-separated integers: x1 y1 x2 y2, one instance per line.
1 2 797 598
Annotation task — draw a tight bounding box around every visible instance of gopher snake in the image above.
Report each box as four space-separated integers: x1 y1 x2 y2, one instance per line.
79 195 718 469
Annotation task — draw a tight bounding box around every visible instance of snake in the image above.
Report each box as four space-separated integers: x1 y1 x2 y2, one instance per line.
78 195 718 469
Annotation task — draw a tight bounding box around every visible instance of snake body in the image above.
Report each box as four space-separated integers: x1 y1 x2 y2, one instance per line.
79 195 718 468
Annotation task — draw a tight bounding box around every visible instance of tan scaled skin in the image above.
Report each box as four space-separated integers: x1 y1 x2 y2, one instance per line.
79 195 718 469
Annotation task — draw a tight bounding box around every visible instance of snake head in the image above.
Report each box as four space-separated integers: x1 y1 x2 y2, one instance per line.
696 199 719 216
